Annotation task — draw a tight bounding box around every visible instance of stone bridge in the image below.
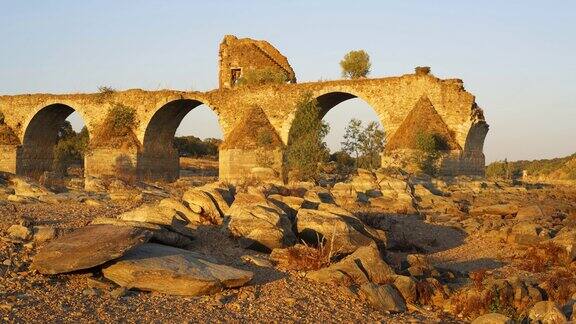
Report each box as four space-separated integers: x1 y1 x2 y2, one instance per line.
0 35 489 182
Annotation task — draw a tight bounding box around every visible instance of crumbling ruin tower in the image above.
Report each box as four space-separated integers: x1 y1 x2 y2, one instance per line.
218 35 296 89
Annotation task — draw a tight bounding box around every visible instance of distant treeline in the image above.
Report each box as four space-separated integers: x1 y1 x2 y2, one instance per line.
174 135 221 158
486 153 576 180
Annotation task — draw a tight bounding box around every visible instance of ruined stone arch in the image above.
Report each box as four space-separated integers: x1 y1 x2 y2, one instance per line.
138 98 223 180
19 102 91 177
464 121 489 153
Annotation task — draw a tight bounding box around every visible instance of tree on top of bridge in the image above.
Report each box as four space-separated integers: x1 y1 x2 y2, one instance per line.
340 50 371 79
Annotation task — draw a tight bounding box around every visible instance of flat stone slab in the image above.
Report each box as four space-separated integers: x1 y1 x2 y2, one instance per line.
32 224 152 274
103 243 253 296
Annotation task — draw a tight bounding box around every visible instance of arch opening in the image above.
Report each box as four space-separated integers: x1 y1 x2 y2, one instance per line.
285 91 386 182
139 99 222 181
20 104 89 179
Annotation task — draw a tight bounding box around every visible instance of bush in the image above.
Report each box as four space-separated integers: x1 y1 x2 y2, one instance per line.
92 104 139 149
236 67 289 86
517 242 571 273
340 50 371 79
415 131 449 176
0 111 4 124
53 126 89 175
329 150 355 175
97 86 116 94
284 93 330 181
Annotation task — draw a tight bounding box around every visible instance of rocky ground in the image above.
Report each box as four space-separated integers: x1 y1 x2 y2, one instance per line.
1 170 576 323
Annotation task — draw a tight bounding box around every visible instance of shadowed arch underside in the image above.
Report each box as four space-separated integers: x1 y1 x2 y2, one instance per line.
138 99 220 181
19 104 82 177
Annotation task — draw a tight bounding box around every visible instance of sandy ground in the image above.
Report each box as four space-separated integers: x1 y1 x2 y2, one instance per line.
1 177 576 323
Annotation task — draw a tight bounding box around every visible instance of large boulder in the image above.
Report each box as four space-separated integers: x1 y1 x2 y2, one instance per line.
307 243 395 285
7 224 32 241
10 176 50 198
158 198 202 225
268 194 306 221
350 169 379 192
528 301 567 323
508 221 548 245
103 243 253 296
118 205 194 238
331 182 359 207
296 208 384 254
471 313 513 324
303 186 335 205
227 193 296 251
551 228 576 260
31 225 151 274
359 283 407 313
196 183 234 216
469 204 519 217
516 205 544 221
91 217 193 248
182 188 225 225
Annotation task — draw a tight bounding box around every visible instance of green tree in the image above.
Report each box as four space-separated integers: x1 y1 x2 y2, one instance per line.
285 93 330 181
53 126 89 175
342 118 363 162
340 50 371 79
57 120 75 140
342 119 386 170
358 121 386 170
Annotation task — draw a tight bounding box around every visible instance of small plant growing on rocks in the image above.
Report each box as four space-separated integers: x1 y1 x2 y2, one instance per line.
97 86 116 95
517 242 570 273
91 104 139 149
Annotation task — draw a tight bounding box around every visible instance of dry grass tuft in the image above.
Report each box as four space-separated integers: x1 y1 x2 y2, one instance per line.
517 242 571 273
469 268 488 289
270 241 333 271
540 268 576 304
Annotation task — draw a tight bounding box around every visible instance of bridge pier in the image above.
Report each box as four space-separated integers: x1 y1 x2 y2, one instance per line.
137 148 179 182
0 145 20 175
85 147 139 181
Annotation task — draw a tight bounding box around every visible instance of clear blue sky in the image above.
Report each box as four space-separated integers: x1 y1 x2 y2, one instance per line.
1 0 575 162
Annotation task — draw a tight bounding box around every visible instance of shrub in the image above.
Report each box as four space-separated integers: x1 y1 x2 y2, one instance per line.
517 242 571 273
284 93 330 181
97 86 116 94
415 131 449 176
0 111 4 124
236 67 288 86
92 104 139 149
330 150 355 175
340 50 371 79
